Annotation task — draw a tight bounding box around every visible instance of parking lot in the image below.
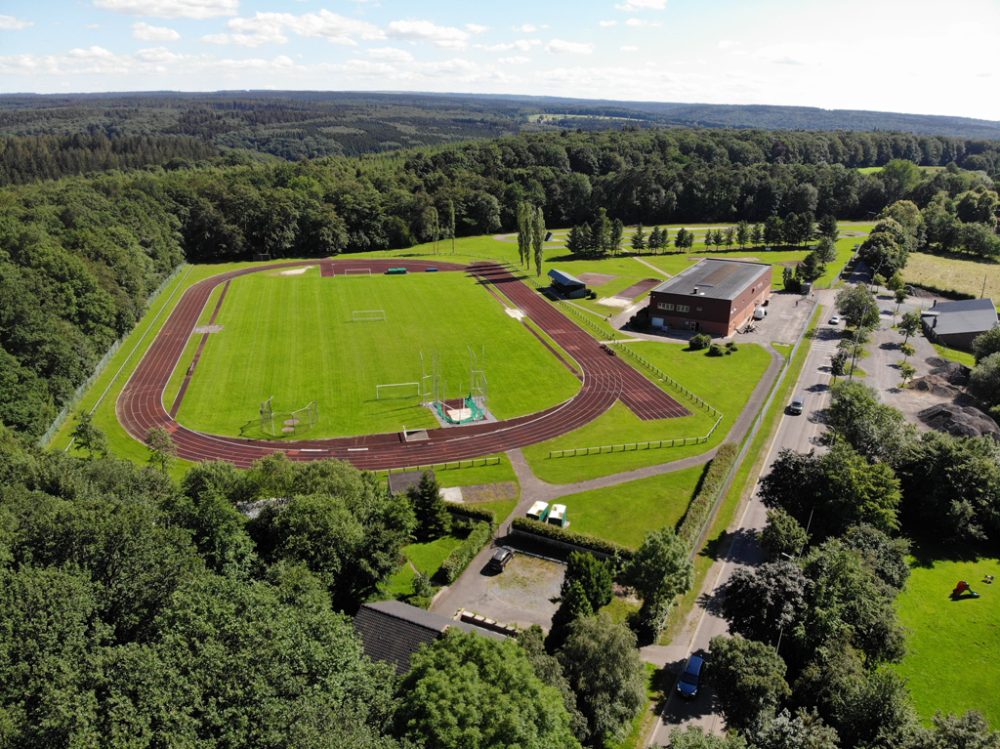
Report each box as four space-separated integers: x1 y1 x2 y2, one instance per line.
431 550 565 630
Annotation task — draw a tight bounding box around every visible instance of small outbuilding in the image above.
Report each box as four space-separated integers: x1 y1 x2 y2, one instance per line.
647 259 772 337
922 298 998 351
547 268 588 299
354 600 503 675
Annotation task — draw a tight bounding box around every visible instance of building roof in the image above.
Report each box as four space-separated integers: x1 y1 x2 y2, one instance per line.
651 259 770 301
922 298 997 337
354 600 503 675
547 268 586 289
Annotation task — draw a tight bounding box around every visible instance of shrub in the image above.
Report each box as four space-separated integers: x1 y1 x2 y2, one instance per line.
677 443 740 548
689 333 712 351
511 517 632 563
436 522 492 584
725 341 738 352
707 343 725 357
445 504 496 525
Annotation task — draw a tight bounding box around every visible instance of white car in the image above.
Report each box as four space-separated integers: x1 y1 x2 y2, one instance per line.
829 315 841 325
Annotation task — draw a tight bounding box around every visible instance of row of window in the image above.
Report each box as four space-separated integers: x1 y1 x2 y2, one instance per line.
658 302 695 313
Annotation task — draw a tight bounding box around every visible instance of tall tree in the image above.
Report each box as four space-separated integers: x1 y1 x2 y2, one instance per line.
547 579 593 652
562 551 613 611
145 426 176 473
707 635 790 732
446 199 456 254
516 202 532 267
395 630 581 749
71 409 107 458
532 205 546 277
632 224 647 252
406 471 449 542
557 614 645 747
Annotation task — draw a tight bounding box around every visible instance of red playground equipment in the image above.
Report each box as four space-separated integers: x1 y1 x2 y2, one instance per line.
951 580 981 599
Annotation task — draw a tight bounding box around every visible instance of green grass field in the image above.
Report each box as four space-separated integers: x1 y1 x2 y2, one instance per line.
176 269 581 439
522 341 773 483
380 535 463 598
894 556 1000 728
554 465 703 548
904 251 1000 300
931 343 976 368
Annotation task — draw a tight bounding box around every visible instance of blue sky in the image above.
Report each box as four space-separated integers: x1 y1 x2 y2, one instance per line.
1 0 998 120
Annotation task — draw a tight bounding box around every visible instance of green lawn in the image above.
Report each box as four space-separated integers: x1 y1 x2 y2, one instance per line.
931 343 976 368
894 556 1000 728
381 535 464 598
522 342 772 483
177 270 580 439
554 465 703 548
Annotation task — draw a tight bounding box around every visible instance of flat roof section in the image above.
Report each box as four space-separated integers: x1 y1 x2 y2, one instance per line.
548 268 586 289
651 259 770 301
923 298 997 336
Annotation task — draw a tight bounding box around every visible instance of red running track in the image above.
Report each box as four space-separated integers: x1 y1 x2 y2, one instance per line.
117 259 687 469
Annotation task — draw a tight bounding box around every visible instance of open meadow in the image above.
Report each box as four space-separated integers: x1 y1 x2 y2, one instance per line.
894 556 1000 728
904 251 1000 300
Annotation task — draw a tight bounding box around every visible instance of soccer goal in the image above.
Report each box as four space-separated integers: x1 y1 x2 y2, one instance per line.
352 309 386 322
376 382 420 400
344 268 372 277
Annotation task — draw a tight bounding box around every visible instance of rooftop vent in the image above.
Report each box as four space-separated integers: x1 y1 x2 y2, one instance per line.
692 287 699 294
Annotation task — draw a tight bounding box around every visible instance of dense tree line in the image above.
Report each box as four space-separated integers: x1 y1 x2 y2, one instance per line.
0 132 219 185
2 128 999 441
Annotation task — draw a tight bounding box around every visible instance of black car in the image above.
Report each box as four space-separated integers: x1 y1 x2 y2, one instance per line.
676 655 705 699
486 547 514 573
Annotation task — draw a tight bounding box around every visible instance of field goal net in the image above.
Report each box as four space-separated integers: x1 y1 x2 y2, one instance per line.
344 268 372 277
352 309 386 322
259 398 319 437
376 382 420 400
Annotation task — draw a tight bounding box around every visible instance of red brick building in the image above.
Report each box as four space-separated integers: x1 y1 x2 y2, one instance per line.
647 259 772 337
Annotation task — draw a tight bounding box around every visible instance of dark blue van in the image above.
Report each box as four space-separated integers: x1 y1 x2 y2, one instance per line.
676 655 705 699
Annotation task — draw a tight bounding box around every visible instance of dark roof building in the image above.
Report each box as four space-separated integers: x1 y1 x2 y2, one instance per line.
354 600 503 675
646 259 772 337
922 298 997 351
547 268 588 299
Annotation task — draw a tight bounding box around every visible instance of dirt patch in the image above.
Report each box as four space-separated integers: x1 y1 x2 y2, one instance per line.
461 482 519 503
578 272 616 285
919 403 1000 440
616 278 661 299
192 324 223 334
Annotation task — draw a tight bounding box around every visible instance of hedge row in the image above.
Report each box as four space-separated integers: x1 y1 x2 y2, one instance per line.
510 517 633 561
906 282 975 301
677 442 740 549
445 504 497 525
437 521 493 584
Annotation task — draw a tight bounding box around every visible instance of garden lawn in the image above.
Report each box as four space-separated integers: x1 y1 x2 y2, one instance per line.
177 269 580 439
554 465 703 548
904 251 1000 300
522 342 772 483
381 535 464 599
931 343 976 368
894 556 1000 728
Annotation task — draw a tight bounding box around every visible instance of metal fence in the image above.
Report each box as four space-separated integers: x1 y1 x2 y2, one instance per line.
385 455 503 475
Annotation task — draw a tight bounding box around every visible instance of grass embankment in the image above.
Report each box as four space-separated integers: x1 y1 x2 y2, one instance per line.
661 308 820 642
178 270 580 439
553 466 704 549
931 342 976 368
48 262 271 477
894 556 1000 728
905 251 1000 300
522 342 772 483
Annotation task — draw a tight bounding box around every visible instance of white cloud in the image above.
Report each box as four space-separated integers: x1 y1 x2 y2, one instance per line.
516 23 538 33
0 14 33 30
498 55 530 64
615 0 667 10
387 19 470 48
480 39 541 52
93 0 238 20
367 46 413 63
203 10 383 47
599 20 617 27
546 39 593 55
464 23 488 34
625 17 661 27
620 45 639 52
718 39 737 50
132 21 180 41
134 46 181 63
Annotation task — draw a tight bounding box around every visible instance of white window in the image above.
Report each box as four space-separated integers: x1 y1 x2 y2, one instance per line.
676 304 690 313
658 302 674 311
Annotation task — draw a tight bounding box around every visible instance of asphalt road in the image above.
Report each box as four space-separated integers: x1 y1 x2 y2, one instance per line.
649 290 839 746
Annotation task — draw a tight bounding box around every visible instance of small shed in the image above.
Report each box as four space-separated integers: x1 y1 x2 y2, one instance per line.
547 269 588 299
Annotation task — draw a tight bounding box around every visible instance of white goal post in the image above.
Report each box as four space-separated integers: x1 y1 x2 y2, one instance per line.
352 309 386 322
376 382 420 400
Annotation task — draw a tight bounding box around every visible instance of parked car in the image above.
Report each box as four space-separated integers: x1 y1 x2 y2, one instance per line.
676 655 705 699
486 547 514 573
788 395 804 415
829 315 841 325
